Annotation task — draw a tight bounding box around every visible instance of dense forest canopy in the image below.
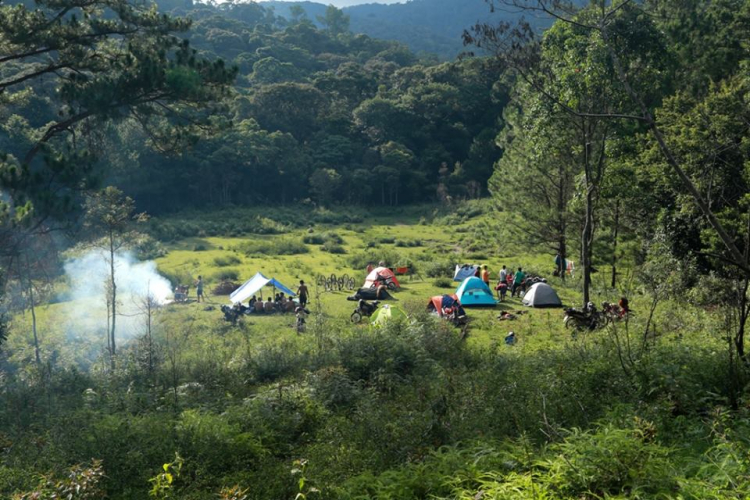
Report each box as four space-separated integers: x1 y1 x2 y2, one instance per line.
0 0 508 216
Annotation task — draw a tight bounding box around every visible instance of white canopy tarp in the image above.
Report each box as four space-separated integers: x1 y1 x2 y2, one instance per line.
229 272 296 303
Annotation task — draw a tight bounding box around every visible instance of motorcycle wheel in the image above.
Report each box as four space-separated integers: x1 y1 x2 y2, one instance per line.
351 312 362 324
387 282 398 291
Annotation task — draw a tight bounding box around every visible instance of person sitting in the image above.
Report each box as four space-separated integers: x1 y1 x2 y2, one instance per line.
264 298 275 314
249 295 257 307
618 297 630 318
254 297 265 314
505 331 517 345
284 299 295 313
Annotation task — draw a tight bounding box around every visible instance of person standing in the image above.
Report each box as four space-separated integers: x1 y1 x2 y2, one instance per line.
481 265 490 287
554 252 563 276
195 275 204 303
512 267 526 297
297 280 309 307
499 265 507 284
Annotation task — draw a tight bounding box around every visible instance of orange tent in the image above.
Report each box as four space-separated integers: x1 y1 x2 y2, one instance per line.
363 267 400 288
427 294 464 317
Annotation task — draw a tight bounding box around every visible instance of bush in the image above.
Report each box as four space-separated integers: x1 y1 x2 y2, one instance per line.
425 261 453 278
433 277 453 288
394 239 422 248
236 239 309 256
322 242 346 254
302 234 326 245
348 250 401 270
212 268 240 282
213 255 242 267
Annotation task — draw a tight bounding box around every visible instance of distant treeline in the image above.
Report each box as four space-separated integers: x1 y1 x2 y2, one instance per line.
95 2 506 213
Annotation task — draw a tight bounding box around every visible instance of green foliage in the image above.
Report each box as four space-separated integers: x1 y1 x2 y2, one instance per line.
432 277 453 288
211 268 240 282
213 255 242 267
149 454 183 499
236 239 309 256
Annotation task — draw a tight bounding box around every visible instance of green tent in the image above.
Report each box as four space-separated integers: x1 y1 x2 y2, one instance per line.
371 304 408 326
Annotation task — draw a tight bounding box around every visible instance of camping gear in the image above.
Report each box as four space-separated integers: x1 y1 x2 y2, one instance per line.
454 264 479 282
564 302 608 330
174 285 189 302
348 287 392 301
455 277 497 306
522 283 563 308
371 304 407 326
229 272 295 304
364 267 400 290
427 294 466 318
351 300 379 323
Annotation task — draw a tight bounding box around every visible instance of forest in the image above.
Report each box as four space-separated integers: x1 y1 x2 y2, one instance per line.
2 0 750 498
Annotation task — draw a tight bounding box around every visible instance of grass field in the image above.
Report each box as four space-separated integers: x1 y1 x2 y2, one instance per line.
4 202 664 369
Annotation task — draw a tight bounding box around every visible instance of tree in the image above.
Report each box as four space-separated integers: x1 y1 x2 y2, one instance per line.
83 187 145 367
309 168 342 206
491 91 578 277
317 5 350 36
0 0 236 259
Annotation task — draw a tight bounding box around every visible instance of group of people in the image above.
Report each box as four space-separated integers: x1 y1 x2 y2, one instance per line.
476 264 527 301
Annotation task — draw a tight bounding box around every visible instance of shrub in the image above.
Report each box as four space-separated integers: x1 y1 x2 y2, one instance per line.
425 261 453 278
394 239 422 248
348 250 401 270
212 268 240 282
302 234 326 245
193 244 207 252
322 242 346 254
433 277 453 288
237 239 309 256
213 255 242 267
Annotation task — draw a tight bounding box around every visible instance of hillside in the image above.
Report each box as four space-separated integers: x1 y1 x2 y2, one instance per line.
262 0 540 59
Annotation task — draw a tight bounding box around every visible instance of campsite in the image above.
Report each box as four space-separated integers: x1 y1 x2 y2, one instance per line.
3 0 750 498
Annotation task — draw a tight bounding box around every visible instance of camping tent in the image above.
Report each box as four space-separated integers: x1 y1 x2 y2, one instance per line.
454 264 479 282
371 304 407 326
522 283 563 308
427 294 466 318
229 272 296 304
363 267 400 288
455 277 497 306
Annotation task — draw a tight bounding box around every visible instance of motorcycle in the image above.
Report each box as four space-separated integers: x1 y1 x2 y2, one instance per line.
351 299 379 323
372 273 399 291
564 302 609 330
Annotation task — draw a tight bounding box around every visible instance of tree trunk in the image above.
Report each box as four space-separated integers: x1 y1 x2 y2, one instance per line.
109 231 117 369
735 277 749 361
581 136 593 307
611 199 620 289
558 162 567 282
25 257 41 366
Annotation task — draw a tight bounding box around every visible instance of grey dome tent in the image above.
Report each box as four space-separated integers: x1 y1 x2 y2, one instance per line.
522 282 562 308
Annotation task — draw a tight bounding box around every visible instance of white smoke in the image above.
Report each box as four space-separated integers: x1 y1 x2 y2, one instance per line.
61 250 172 345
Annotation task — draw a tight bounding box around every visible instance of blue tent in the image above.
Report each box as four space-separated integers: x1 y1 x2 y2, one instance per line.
455 277 497 306
454 264 479 282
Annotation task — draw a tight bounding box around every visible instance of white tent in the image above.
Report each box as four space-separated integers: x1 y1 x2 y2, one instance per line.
229 272 296 304
522 282 562 308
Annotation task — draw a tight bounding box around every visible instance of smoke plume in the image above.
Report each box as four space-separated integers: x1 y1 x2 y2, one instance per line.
61 250 172 345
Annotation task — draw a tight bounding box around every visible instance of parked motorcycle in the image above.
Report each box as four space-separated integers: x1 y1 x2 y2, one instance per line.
564 302 609 330
351 299 379 323
372 273 399 291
